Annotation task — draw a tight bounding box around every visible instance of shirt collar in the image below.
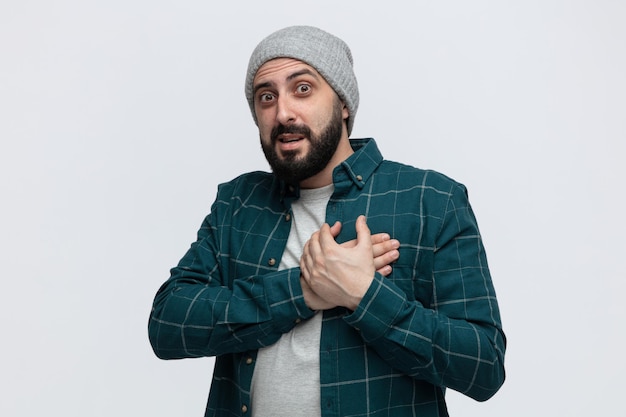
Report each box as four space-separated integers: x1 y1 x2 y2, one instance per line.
334 138 383 190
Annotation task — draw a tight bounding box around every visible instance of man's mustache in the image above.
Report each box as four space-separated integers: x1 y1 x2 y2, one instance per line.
270 124 312 142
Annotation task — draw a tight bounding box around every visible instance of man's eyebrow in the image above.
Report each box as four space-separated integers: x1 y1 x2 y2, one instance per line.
253 81 273 96
253 68 320 96
286 68 320 82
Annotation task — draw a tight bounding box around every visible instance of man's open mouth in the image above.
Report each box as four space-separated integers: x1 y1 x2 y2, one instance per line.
278 134 305 143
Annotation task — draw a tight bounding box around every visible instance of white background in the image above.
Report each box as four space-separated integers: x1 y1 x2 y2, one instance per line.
1 1 624 416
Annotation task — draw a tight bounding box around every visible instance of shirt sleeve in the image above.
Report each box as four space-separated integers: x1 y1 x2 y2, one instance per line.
343 183 506 401
148 205 315 360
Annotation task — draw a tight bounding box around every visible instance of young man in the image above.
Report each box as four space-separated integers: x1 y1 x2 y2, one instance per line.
149 26 506 417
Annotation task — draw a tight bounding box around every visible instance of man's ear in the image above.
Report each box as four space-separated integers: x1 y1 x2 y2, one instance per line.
342 103 350 120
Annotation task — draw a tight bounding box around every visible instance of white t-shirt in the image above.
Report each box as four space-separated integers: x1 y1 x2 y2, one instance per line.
250 184 333 417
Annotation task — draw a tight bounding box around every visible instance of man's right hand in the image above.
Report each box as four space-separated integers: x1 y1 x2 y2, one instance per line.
300 221 400 311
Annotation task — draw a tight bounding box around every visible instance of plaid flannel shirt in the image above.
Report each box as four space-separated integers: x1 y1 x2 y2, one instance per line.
149 138 506 417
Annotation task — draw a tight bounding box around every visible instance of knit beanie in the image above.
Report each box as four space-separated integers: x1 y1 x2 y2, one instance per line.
245 26 359 135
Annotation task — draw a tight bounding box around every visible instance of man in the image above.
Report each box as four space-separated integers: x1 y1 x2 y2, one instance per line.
149 26 506 417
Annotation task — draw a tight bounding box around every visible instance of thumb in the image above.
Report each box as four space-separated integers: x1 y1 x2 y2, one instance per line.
355 215 372 247
329 221 342 238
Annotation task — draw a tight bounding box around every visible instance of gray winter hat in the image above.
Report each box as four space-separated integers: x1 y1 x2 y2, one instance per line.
245 25 359 135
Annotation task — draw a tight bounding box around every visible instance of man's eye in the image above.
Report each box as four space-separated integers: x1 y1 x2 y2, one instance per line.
259 93 274 102
296 84 310 94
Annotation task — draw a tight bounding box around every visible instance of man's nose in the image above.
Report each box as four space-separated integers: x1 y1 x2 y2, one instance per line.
276 96 297 125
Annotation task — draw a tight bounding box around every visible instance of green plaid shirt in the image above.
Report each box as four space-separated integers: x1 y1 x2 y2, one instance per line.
149 138 506 417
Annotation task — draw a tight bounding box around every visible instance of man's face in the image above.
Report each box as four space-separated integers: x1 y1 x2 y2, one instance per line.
252 58 349 185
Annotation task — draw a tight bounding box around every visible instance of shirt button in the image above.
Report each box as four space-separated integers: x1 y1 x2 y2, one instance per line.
246 357 253 365
285 213 291 222
241 404 248 413
356 175 363 182
268 258 276 266
295 318 301 324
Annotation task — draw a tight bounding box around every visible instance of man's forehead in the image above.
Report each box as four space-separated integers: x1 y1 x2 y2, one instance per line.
253 58 322 84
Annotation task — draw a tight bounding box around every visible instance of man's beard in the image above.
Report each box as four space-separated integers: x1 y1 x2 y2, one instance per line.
260 100 343 186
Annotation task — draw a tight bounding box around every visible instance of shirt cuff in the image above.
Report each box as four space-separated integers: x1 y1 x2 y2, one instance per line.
343 273 410 342
265 268 316 325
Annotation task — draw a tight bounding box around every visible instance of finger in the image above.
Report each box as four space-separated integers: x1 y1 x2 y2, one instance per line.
341 232 389 249
319 222 339 249
307 229 325 264
355 215 372 248
300 256 309 279
302 238 319 278
300 241 310 277
376 265 393 277
373 248 399 271
329 221 342 238
372 238 400 258
370 232 390 245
